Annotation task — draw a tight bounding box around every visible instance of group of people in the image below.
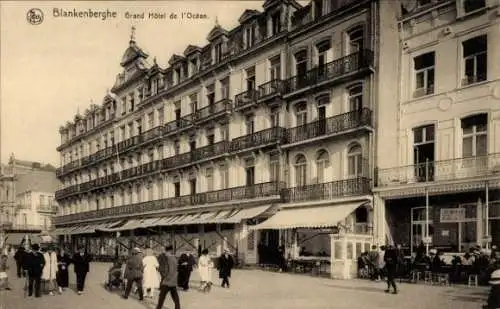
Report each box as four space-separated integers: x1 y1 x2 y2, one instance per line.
12 244 91 297
113 245 235 309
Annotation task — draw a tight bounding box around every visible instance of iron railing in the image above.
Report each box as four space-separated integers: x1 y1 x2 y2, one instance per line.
164 114 195 135
234 89 259 109
376 153 500 187
282 177 371 202
284 50 373 94
286 108 372 144
258 79 286 99
230 127 286 153
191 141 231 162
54 181 284 225
194 99 232 123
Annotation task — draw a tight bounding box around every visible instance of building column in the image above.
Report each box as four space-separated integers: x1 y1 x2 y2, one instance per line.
373 194 386 246
477 198 483 247
216 224 223 256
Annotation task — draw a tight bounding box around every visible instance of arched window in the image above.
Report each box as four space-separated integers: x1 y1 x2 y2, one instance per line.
294 154 307 187
295 103 307 126
347 144 363 177
316 150 329 183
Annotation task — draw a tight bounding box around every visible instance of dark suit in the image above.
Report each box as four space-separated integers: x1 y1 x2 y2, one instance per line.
26 251 45 297
218 254 234 288
72 252 91 292
156 253 180 309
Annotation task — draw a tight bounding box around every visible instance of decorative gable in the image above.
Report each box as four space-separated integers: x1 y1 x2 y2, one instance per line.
238 9 261 24
183 45 202 57
263 0 282 10
120 41 149 67
207 25 229 42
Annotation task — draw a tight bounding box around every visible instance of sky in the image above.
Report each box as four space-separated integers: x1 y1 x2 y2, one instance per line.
0 0 307 167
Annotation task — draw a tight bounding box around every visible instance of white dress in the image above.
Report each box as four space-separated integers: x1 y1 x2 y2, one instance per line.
42 252 58 281
198 255 213 283
142 255 160 290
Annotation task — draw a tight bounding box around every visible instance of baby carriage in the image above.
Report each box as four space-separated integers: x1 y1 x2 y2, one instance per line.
105 262 124 291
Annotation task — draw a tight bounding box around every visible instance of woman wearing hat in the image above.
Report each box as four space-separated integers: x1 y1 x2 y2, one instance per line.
485 269 500 309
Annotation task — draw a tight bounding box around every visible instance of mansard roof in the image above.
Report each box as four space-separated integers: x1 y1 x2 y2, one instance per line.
183 45 202 57
207 25 229 42
238 9 261 24
120 40 149 67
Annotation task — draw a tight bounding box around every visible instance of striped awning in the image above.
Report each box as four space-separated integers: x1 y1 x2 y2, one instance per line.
220 205 273 223
250 202 367 230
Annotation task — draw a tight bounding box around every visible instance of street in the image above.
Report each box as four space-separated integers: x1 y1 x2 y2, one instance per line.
0 261 489 309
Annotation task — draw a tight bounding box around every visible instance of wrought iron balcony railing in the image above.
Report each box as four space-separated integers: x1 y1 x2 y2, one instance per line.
258 79 285 99
375 153 500 187
234 89 259 109
54 181 284 225
230 127 286 153
284 50 374 94
286 108 372 145
37 206 58 213
164 114 195 135
191 141 230 162
163 152 192 170
281 177 371 202
194 99 232 123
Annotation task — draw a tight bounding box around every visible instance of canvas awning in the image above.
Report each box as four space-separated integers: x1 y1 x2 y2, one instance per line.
4 233 27 245
220 205 273 223
153 214 188 227
250 202 367 230
53 227 74 235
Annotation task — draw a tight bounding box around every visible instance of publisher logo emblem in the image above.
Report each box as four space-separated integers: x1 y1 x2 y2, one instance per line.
27 8 43 25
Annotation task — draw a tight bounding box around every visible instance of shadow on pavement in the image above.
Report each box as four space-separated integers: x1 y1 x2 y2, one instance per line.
321 282 385 294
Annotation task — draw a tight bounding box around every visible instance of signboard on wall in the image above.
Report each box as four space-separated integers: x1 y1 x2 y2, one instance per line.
440 208 466 222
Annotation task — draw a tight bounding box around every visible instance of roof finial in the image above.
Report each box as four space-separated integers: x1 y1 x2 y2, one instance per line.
130 25 136 43
153 57 157 65
77 106 80 115
215 16 219 27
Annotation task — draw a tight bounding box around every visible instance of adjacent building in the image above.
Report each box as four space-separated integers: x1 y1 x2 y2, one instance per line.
374 0 500 254
54 0 400 278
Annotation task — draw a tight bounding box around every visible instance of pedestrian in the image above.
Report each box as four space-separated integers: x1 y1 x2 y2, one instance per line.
142 247 159 299
42 245 58 296
14 246 26 278
485 269 500 309
218 249 234 288
72 245 91 295
368 245 379 280
198 249 213 292
384 245 398 294
56 247 71 293
177 251 190 291
378 246 386 280
26 243 45 298
123 247 144 301
0 254 11 290
156 245 181 309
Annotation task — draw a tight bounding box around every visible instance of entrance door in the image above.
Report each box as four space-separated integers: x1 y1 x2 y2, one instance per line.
410 207 434 254
318 105 326 135
259 230 280 265
413 125 435 182
245 166 255 197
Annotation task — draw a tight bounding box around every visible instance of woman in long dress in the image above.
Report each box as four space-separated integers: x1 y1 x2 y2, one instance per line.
56 247 71 293
198 249 213 292
42 246 58 296
142 248 159 298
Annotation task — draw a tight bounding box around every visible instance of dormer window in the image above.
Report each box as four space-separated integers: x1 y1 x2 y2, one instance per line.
183 64 188 80
189 58 198 76
151 79 159 95
313 0 324 19
121 97 127 115
214 42 223 63
175 68 182 84
271 12 281 36
129 93 135 111
245 25 256 49
138 87 144 101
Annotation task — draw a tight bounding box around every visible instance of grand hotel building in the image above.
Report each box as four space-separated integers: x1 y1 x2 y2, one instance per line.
54 0 399 278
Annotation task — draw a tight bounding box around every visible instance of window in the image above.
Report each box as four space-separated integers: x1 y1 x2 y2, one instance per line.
295 154 307 186
138 87 144 101
220 123 229 141
314 0 324 19
135 119 142 135
174 101 181 120
214 42 223 63
147 112 154 129
121 98 127 115
462 114 487 157
246 67 256 90
147 182 154 200
190 58 198 76
245 114 255 135
206 85 215 105
295 51 308 76
157 180 164 199
270 56 281 81
174 140 180 155
464 0 485 13
220 78 229 99
316 150 329 183
347 144 363 177
206 130 215 145
219 164 229 189
417 0 431 7
127 122 134 137
317 41 331 75
110 195 115 207
129 93 135 112
206 168 214 191
462 35 487 85
348 85 363 111
175 68 182 84
271 12 281 36
245 25 255 49
136 185 142 202
414 52 435 97
295 103 307 126
270 107 280 127
348 27 364 54
269 153 280 182
413 125 435 181
190 93 198 112
120 190 125 205
157 145 164 159
157 107 164 126
120 126 126 141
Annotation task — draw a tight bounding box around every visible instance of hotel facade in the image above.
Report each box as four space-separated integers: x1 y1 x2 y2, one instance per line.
54 0 399 278
374 0 500 255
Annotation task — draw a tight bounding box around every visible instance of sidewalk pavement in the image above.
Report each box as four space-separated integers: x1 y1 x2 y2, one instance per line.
0 260 489 309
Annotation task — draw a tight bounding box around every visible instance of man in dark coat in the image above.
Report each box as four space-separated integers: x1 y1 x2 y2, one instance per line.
72 246 91 295
156 245 181 309
384 245 398 294
218 249 234 288
177 252 190 291
14 246 26 278
122 247 144 301
26 243 45 297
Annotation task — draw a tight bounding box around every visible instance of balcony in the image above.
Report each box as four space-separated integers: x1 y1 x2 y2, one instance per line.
164 114 195 136
284 50 374 96
282 177 371 203
285 108 372 146
191 141 230 163
163 152 192 171
56 160 80 177
257 79 286 103
55 184 79 199
230 127 286 154
194 99 232 124
234 89 259 110
16 203 30 210
37 205 58 213
375 153 500 188
54 181 284 225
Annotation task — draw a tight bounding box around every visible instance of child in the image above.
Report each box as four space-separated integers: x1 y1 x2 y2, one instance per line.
106 261 123 290
0 254 11 290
